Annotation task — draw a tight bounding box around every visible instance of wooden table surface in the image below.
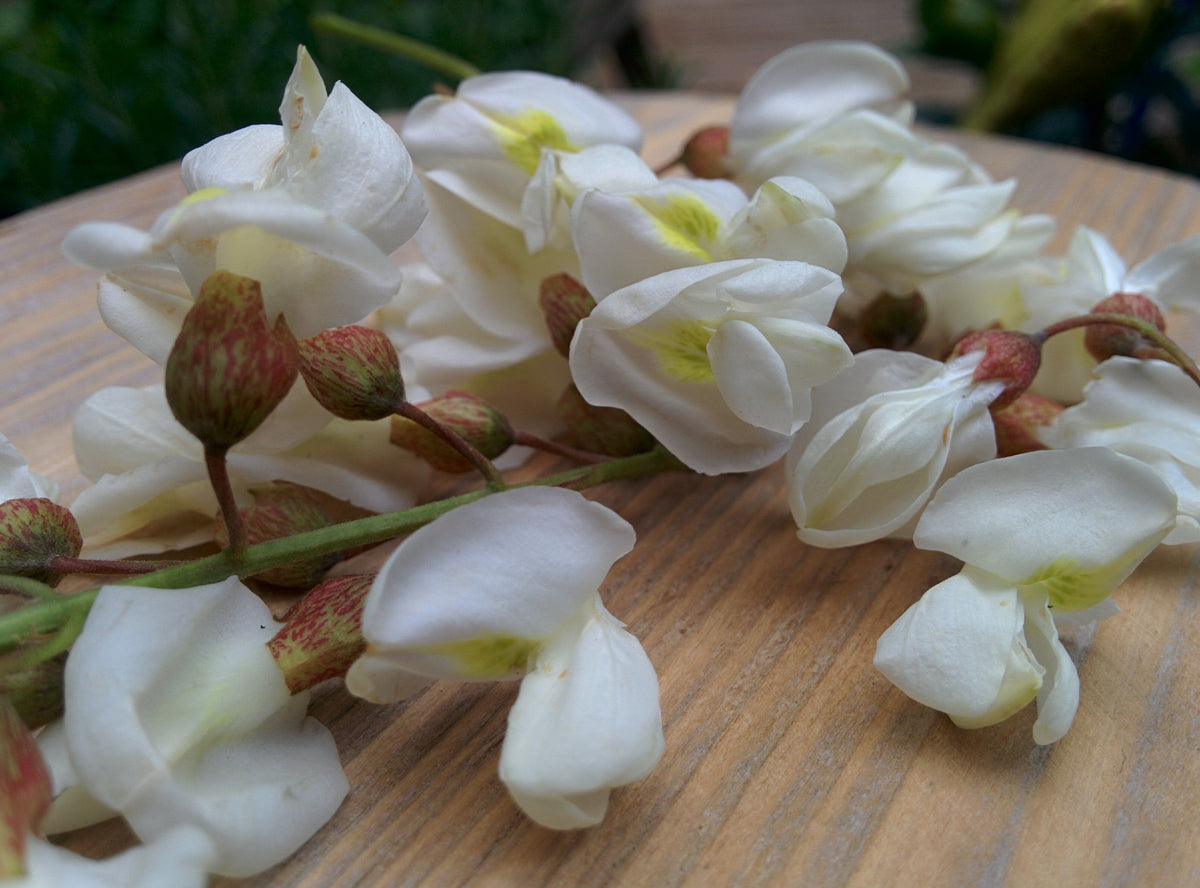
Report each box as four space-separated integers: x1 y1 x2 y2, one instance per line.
3 93 1199 888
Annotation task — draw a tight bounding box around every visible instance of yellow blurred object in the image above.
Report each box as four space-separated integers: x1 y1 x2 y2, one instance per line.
962 0 1168 131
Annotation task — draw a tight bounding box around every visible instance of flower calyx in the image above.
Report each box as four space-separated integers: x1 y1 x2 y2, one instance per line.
991 391 1063 457
948 328 1042 411
556 385 656 457
539 273 596 360
0 498 82 585
298 325 406 422
267 574 374 693
0 696 53 877
389 391 515 473
165 270 300 452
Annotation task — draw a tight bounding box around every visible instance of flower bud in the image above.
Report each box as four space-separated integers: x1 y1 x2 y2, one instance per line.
165 270 300 451
859 290 928 350
297 325 405 421
267 574 373 693
389 391 515 473
539 274 596 359
1084 292 1166 362
556 384 656 457
0 655 64 729
949 329 1042 411
213 484 340 588
0 696 52 877
992 391 1063 457
680 125 731 179
0 498 82 586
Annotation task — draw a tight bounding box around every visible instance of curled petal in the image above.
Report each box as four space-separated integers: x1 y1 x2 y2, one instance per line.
499 596 664 829
1021 594 1080 744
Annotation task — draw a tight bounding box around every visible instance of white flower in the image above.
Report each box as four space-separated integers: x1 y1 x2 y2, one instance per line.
346 486 663 829
69 384 427 557
875 448 1177 743
0 433 57 503
39 579 348 877
9 828 214 888
570 175 847 301
1040 356 1200 543
727 41 913 198
571 258 852 474
401 72 650 340
787 349 1003 547
63 47 425 342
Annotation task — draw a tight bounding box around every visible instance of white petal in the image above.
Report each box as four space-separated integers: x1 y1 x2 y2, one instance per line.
17 827 215 888
875 568 1041 722
913 448 1177 599
1022 595 1080 744
96 268 193 365
499 595 663 829
708 319 794 434
181 124 285 193
360 487 635 680
0 433 54 501
61 222 161 270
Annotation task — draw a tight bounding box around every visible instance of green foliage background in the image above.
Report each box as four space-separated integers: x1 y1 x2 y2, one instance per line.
0 0 582 217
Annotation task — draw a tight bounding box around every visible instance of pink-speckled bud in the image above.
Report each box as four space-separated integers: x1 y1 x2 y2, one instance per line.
165 270 300 451
992 391 1064 457
267 574 374 693
1084 292 1166 363
389 391 514 473
0 498 81 586
949 329 1042 411
298 325 405 421
681 125 731 179
539 273 596 360
213 484 340 588
556 384 655 457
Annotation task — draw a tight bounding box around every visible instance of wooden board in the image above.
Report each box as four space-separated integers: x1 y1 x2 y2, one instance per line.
2 93 1199 887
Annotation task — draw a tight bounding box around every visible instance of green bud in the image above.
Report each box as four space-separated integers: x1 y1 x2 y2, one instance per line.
298 325 405 421
389 391 515 473
0 498 81 586
556 384 656 457
1084 292 1166 363
165 270 300 451
538 273 596 359
681 125 731 179
267 574 374 693
213 484 340 588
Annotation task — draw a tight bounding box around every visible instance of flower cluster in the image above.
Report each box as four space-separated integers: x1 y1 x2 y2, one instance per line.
1 36 1198 885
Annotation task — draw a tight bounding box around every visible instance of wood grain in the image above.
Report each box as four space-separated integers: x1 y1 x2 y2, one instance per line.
4 94 1200 887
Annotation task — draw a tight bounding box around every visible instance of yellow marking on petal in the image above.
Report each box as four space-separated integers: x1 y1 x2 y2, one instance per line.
491 109 579 174
1020 556 1124 612
179 186 229 207
420 633 543 678
631 319 717 383
636 192 721 261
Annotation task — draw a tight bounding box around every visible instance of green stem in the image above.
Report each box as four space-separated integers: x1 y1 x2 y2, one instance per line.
513 431 608 465
310 13 481 82
206 446 247 554
0 447 685 653
0 576 59 601
1040 312 1200 388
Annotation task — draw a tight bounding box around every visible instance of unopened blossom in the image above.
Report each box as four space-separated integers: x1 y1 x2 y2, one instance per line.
787 349 1003 547
570 175 847 300
347 487 663 829
63 46 425 344
571 258 852 474
39 579 348 877
70 384 426 557
1040 356 1200 543
875 448 1177 743
1022 226 1200 402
